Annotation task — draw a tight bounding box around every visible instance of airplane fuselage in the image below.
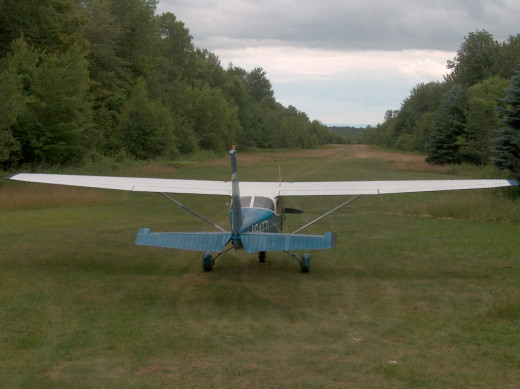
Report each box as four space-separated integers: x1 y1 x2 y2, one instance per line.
230 195 284 249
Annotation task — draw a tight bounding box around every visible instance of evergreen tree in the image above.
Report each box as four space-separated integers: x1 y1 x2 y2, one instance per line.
492 68 520 178
427 85 467 164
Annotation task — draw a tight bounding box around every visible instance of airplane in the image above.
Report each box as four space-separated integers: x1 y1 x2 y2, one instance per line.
8 146 518 273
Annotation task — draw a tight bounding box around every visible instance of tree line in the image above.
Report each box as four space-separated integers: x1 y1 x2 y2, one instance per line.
0 0 345 169
362 30 520 179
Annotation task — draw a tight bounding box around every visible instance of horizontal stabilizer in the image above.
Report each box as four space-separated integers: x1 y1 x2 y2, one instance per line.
240 231 336 253
135 228 231 252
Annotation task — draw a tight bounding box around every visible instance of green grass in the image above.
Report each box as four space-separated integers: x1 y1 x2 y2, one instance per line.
1 145 519 388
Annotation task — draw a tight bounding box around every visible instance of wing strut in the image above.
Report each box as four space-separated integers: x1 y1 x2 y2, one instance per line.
292 195 362 234
160 192 226 232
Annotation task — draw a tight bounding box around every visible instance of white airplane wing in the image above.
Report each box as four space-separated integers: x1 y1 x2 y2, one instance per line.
246 179 517 198
8 173 516 197
8 173 232 196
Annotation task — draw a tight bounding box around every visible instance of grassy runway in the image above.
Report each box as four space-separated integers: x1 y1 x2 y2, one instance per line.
1 145 519 388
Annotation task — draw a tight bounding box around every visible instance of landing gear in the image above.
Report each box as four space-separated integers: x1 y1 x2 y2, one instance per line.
283 250 311 273
203 250 311 273
202 252 215 272
299 253 311 273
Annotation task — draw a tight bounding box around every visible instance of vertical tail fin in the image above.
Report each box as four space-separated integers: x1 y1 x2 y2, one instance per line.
229 146 243 239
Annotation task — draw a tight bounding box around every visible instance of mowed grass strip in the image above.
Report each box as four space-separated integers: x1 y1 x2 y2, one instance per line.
1 145 519 388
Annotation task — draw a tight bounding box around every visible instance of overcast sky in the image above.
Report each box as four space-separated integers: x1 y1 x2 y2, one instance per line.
155 0 520 126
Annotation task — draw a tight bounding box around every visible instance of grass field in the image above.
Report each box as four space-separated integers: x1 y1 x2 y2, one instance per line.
1 145 519 388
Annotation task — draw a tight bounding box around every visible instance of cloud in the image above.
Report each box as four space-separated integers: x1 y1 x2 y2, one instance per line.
216 47 450 81
158 0 520 51
155 0 520 125
215 47 451 120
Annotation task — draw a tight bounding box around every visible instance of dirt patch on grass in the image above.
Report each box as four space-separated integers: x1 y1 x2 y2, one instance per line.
352 145 450 173
199 145 348 167
197 144 448 174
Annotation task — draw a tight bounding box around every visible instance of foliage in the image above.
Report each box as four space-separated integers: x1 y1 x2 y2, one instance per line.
179 82 241 152
0 38 92 167
364 30 520 173
0 0 88 57
327 126 365 144
118 78 176 159
445 30 500 87
0 0 334 168
492 67 520 179
427 85 467 164
461 76 508 164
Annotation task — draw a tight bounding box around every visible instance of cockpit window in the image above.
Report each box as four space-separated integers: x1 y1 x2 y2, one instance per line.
253 196 275 211
240 196 252 208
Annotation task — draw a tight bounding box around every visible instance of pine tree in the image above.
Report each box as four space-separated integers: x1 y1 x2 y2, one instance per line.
492 68 520 178
427 85 467 164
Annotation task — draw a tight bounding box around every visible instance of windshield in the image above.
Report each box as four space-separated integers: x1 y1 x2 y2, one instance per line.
253 196 275 211
240 196 252 208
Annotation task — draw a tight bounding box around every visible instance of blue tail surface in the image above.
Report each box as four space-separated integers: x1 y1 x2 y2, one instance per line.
240 231 336 253
136 228 231 252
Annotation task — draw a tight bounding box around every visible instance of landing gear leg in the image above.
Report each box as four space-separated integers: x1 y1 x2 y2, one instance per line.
258 251 266 263
200 247 233 272
282 250 311 273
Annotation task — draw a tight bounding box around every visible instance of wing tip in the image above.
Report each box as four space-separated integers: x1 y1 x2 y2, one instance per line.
5 173 20 180
508 179 518 187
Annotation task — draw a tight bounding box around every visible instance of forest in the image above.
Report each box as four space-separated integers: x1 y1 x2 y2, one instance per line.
2 2 520 180
362 30 520 179
0 0 345 169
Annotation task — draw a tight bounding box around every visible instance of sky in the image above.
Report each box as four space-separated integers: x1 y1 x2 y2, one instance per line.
155 0 520 126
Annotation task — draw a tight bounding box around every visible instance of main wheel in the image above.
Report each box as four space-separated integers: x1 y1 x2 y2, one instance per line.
299 253 311 273
258 251 266 263
202 252 215 272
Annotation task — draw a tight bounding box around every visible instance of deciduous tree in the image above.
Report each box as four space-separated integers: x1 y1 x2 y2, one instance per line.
118 78 176 159
446 30 499 87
